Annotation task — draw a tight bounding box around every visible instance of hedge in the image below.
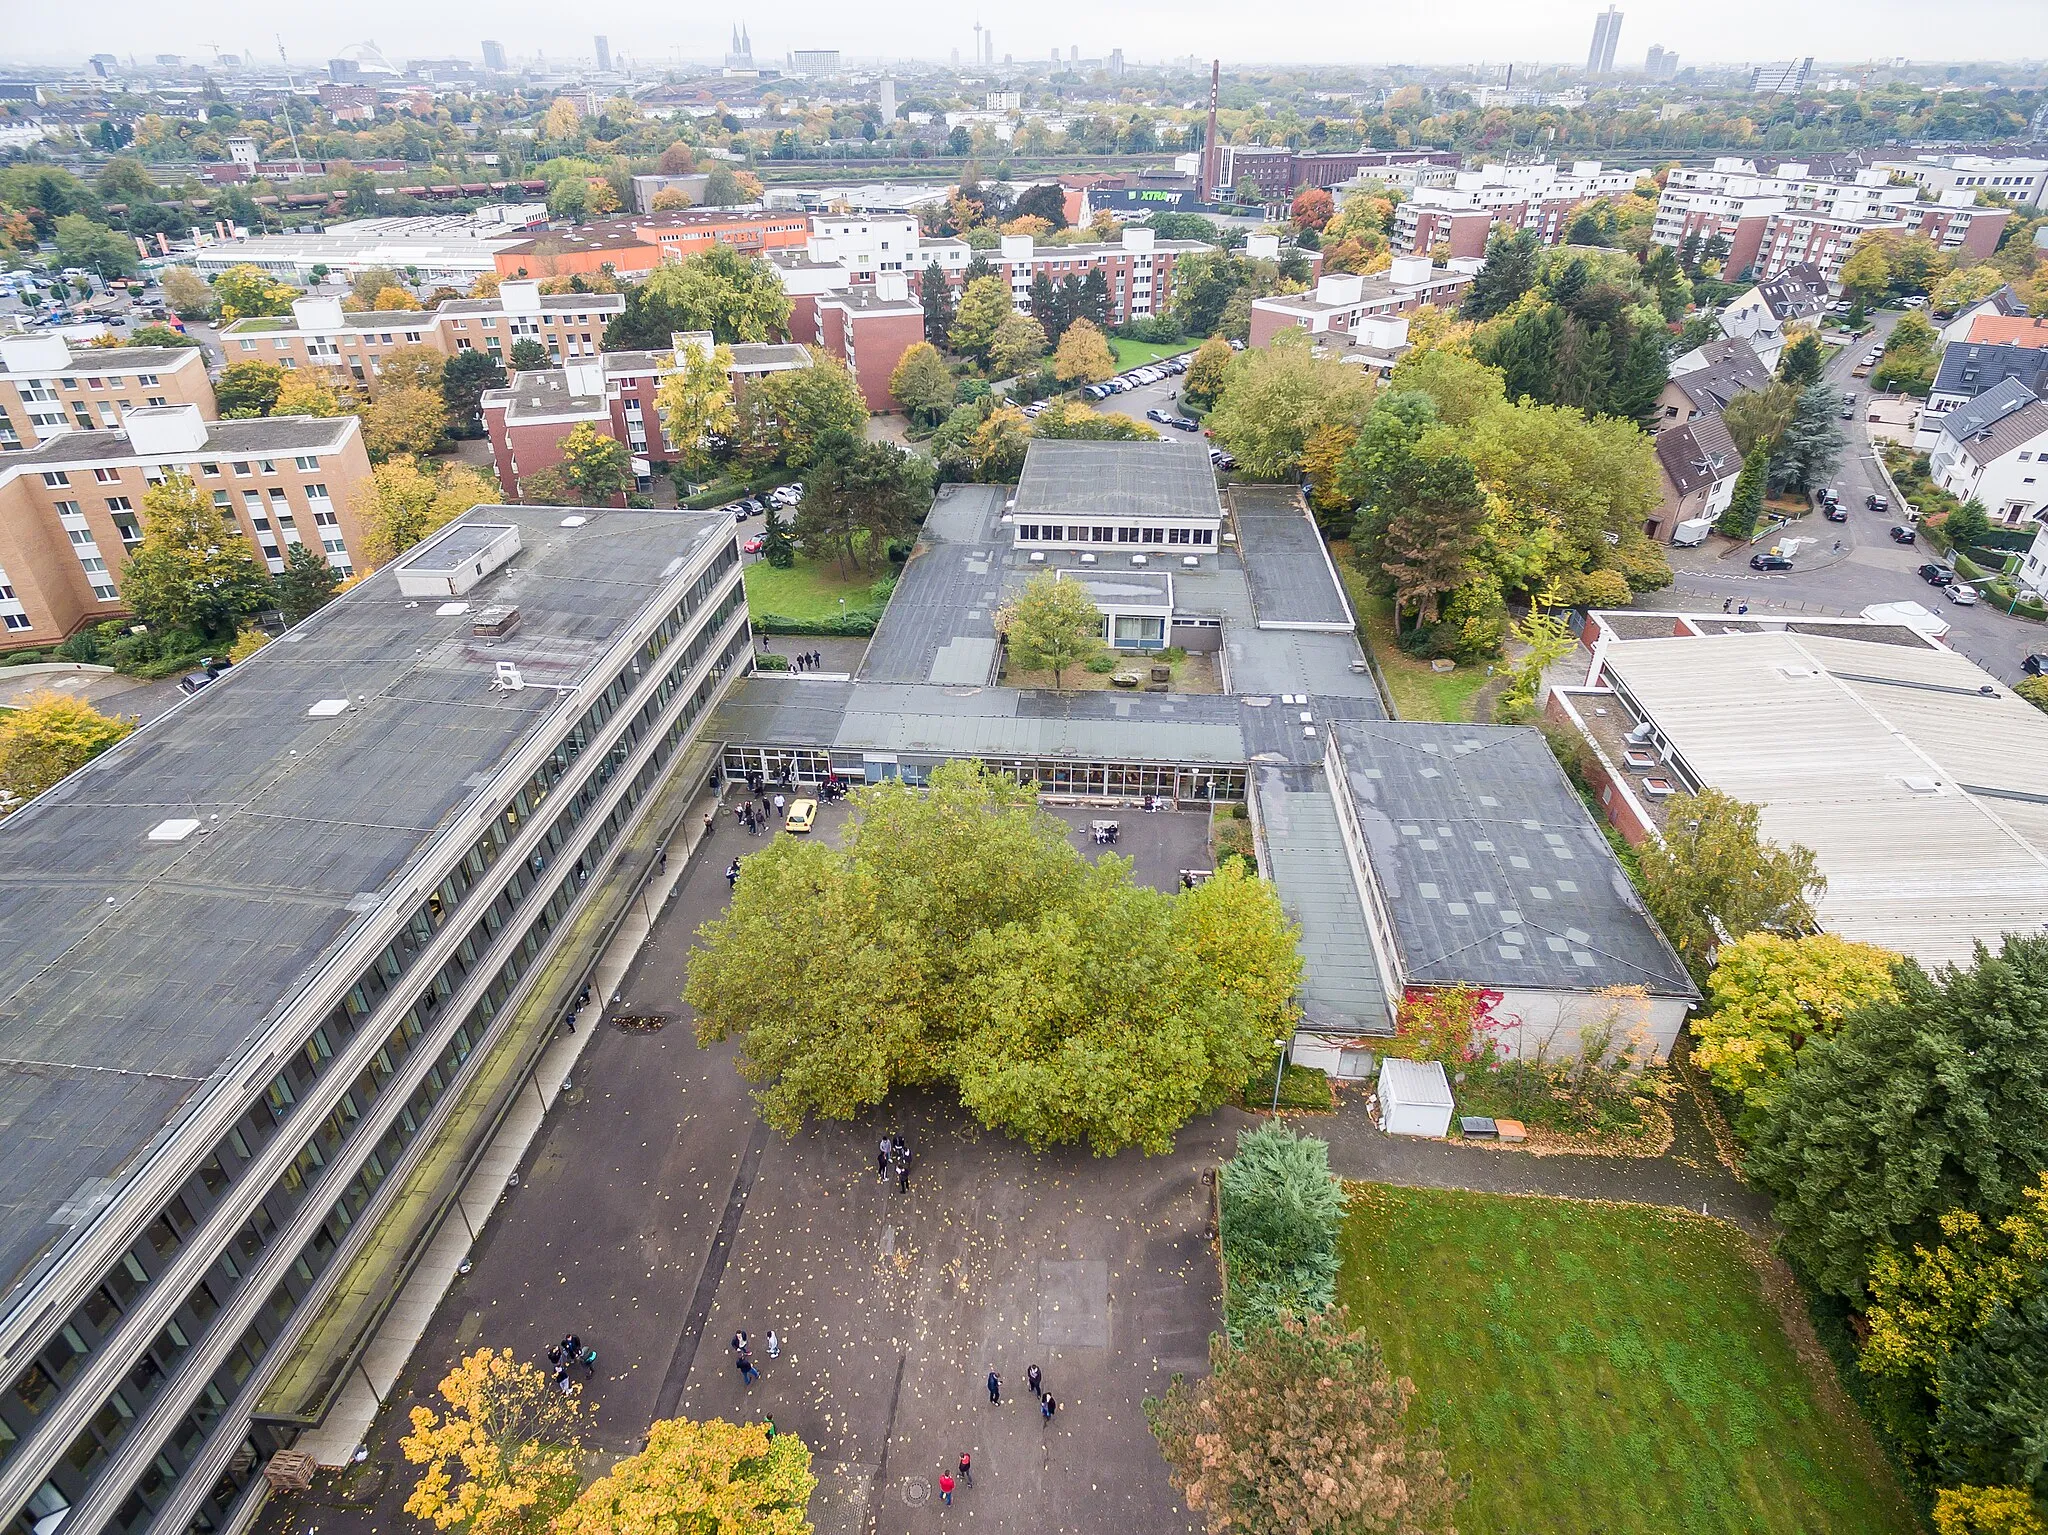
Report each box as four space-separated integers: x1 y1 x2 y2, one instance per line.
751 608 884 636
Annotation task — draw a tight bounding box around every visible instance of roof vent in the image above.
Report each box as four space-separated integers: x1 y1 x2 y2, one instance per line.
1131 554 1147 566
148 818 200 842
1303 725 1317 739
1220 532 1237 544
1900 775 1941 795
1623 721 1655 745
1028 551 1046 563
307 698 349 717
559 515 588 527
1182 555 1199 567
1078 552 1097 564
436 601 470 616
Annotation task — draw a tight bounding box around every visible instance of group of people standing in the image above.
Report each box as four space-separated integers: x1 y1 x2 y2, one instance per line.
546 1333 595 1394
784 649 826 672
730 1327 779 1387
878 1132 913 1192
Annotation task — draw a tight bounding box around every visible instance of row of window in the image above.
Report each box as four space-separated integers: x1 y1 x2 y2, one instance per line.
1012 524 1217 546
7 598 751 1535
41 458 321 491
0 550 740 1479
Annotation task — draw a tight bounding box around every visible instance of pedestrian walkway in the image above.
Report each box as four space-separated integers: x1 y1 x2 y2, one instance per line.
1310 1080 1774 1234
291 769 729 1466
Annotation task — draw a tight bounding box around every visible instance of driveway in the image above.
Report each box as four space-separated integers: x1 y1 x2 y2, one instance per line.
1666 311 2045 682
1087 364 1199 436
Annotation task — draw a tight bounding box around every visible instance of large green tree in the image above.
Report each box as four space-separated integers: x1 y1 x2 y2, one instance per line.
1639 787 1822 983
919 259 956 347
995 571 1105 689
604 245 792 348
1716 443 1769 539
735 356 870 470
686 762 1301 1155
1205 330 1379 480
791 430 932 575
441 349 508 437
1219 1124 1346 1336
274 542 340 624
118 473 273 642
1462 228 1540 320
1376 454 1487 628
1748 935 2048 1300
213 360 285 418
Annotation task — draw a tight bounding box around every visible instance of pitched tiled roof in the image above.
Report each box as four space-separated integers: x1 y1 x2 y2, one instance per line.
1931 339 2048 402
1655 415 1741 496
1935 374 2039 446
1955 397 2048 469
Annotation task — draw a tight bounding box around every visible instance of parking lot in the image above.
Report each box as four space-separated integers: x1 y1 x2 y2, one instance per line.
258 798 1230 1535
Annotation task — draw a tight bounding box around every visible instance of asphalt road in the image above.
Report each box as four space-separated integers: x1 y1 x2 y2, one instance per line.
1666 310 2045 683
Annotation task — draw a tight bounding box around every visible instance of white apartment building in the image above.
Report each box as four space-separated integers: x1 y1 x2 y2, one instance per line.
1872 155 2048 211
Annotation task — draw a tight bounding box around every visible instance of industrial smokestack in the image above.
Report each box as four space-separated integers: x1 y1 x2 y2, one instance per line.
1203 60 1220 200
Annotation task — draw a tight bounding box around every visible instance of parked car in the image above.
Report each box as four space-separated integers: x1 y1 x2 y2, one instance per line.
1840 401 1857 419
1824 502 1848 522
1904 295 1928 308
1750 553 1794 571
1083 384 1108 400
1170 416 1200 432
742 535 765 554
1146 408 1173 424
1917 563 1955 586
1944 581 1980 605
1890 524 1918 544
728 502 753 520
785 797 818 833
1867 493 1889 512
2022 654 2048 676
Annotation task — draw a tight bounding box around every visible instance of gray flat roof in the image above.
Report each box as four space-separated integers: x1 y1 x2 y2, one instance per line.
0 417 358 473
0 505 732 1308
1012 439 1222 526
860 486 1010 686
1255 762 1395 1035
1331 722 1697 998
1227 485 1353 627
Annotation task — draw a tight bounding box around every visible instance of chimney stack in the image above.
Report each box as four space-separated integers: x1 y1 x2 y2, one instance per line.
1202 61 1221 200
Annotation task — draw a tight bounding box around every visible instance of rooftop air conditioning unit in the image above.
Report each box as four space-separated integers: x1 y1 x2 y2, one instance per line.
1182 555 1198 567
1079 552 1097 564
1623 721 1656 745
1131 554 1147 566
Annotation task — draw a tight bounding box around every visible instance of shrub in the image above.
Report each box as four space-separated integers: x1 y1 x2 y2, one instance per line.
754 652 791 671
1084 654 1118 673
1218 1122 1346 1337
0 650 50 667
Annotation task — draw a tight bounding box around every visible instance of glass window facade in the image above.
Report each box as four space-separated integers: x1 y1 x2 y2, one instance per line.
1 558 747 1535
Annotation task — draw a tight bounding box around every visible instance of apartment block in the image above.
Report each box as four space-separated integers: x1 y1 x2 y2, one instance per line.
814 277 926 410
0 334 218 452
1651 159 2011 283
1248 258 1478 351
1871 154 2048 211
492 209 813 280
1391 162 1639 257
0 405 372 650
222 283 627 385
1211 146 1459 200
482 338 811 498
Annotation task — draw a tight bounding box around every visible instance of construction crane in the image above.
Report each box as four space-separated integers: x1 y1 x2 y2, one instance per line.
273 36 307 171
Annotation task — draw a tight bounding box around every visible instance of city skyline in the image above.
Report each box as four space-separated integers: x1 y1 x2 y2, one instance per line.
6 0 2047 70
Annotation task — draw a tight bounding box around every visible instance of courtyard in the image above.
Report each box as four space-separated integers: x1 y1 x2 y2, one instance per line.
255 800 1230 1535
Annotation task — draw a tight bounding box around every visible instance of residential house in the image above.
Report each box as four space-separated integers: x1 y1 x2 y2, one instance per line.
1650 415 1741 540
1963 313 2048 351
1940 283 2029 344
1917 341 2048 447
1657 336 1771 432
1926 378 2048 527
1716 260 1828 371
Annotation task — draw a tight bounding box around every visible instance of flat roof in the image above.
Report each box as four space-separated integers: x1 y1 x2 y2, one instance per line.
0 345 205 373
0 416 358 475
1227 485 1353 627
1332 722 1697 998
1597 629 2048 966
1012 439 1223 526
0 505 732 1311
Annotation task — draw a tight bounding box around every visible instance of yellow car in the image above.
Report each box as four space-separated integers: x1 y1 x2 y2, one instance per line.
785 798 818 833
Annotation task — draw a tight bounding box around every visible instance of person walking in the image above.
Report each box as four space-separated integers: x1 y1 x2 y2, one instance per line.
1026 1364 1042 1400
958 1452 973 1488
764 1415 777 1441
727 858 741 890
939 1472 955 1506
1040 1393 1057 1424
897 1150 912 1193
580 1346 597 1378
878 1136 892 1180
773 793 786 818
986 1369 1002 1404
736 1352 757 1386
730 1331 749 1354
766 1330 780 1360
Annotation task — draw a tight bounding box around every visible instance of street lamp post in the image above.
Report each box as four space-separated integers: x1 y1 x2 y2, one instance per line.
1269 1038 1288 1115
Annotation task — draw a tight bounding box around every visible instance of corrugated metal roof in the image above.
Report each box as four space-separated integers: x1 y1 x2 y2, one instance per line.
1600 630 2048 967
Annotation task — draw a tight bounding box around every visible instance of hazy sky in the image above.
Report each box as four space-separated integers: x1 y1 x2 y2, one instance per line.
14 0 2048 72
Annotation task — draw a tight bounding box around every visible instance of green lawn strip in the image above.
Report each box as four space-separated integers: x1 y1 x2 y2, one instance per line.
1334 560 1488 721
741 557 882 626
1337 1183 1916 1535
1109 336 1192 369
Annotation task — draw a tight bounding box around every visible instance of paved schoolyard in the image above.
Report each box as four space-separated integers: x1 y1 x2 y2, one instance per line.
258 797 1228 1535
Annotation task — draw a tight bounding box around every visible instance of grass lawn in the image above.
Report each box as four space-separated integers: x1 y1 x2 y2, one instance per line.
741 557 882 624
1338 1184 1917 1535
1334 556 1491 722
1109 336 1192 369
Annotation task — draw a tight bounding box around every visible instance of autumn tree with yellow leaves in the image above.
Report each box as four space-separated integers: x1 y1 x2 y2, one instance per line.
401 1349 586 1535
551 1417 816 1535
